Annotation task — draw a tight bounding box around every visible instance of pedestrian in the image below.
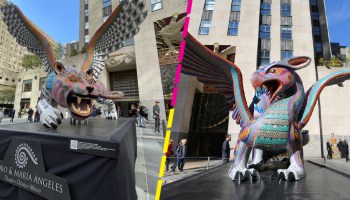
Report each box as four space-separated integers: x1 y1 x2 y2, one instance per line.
165 139 174 172
338 140 345 158
0 108 4 123
117 106 122 117
344 140 349 162
18 110 22 118
97 105 102 118
326 139 332 159
137 102 146 127
91 105 98 117
153 100 161 132
222 134 233 163
34 109 40 122
27 107 34 122
10 108 15 122
171 139 187 173
130 104 138 125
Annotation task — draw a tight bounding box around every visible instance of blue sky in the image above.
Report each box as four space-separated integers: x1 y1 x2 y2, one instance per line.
7 0 350 47
10 0 79 44
325 0 350 46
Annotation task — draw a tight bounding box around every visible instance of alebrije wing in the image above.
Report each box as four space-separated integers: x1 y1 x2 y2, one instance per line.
182 33 253 126
0 2 56 73
298 69 350 129
80 0 147 83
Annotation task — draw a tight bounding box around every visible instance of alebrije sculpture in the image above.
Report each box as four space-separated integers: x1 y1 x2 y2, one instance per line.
0 0 147 129
182 33 350 182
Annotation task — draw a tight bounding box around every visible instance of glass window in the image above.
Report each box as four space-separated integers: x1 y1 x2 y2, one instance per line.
228 21 239 36
312 12 319 20
85 29 89 35
85 22 89 29
315 42 322 52
151 0 163 11
281 26 292 39
85 9 88 16
260 3 271 15
85 35 90 43
259 25 270 39
85 0 88 4
281 4 291 16
311 0 317 6
123 38 134 46
205 0 215 10
259 50 270 66
103 0 112 8
103 5 112 17
103 15 110 22
85 3 88 10
23 79 32 92
231 1 241 12
199 20 211 35
313 26 320 35
281 50 293 59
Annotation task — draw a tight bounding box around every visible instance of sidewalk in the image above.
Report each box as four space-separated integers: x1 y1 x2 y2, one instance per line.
307 157 350 177
162 158 224 185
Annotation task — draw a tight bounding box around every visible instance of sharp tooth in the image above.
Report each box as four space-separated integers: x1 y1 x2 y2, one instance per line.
78 107 80 112
77 96 82 105
87 104 90 112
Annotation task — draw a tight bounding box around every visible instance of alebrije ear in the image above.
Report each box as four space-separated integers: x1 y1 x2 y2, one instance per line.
287 56 311 70
54 62 66 75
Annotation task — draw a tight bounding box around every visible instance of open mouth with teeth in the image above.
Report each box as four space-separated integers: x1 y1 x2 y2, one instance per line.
260 80 282 103
67 93 94 119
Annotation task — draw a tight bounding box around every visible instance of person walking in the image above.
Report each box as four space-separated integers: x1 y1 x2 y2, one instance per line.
344 140 349 162
27 107 34 122
171 139 187 173
338 140 345 158
0 108 4 123
326 139 332 159
153 100 161 132
137 102 146 127
165 139 174 172
222 134 233 163
10 108 15 122
130 104 138 125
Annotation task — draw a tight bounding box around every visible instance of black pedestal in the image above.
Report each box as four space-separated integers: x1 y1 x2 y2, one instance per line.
161 162 350 200
0 118 137 200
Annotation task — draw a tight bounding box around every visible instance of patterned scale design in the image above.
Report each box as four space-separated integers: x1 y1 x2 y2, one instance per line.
0 2 55 73
254 98 291 149
84 0 148 83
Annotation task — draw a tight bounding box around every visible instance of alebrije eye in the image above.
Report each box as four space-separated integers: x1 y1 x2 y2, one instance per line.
269 69 276 73
69 77 78 82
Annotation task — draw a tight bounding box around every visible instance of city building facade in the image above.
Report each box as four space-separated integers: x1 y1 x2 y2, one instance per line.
78 0 187 119
0 0 57 109
172 0 348 158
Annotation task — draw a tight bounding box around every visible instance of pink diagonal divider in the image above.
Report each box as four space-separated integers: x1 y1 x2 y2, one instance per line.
171 0 193 107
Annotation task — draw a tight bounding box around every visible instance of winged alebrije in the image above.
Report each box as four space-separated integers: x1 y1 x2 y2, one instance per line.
0 0 147 129
182 33 350 183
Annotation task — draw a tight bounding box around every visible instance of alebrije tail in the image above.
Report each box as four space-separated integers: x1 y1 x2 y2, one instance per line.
298 70 350 129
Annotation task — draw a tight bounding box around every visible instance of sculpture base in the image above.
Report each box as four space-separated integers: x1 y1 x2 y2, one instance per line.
0 118 137 200
161 161 350 200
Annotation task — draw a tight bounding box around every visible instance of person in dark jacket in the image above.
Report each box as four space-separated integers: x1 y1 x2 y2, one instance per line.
27 108 34 122
326 139 332 159
171 139 187 173
338 140 345 158
165 139 174 172
222 134 233 163
344 140 349 162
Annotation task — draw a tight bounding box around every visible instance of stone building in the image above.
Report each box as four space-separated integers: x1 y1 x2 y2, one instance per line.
172 0 348 158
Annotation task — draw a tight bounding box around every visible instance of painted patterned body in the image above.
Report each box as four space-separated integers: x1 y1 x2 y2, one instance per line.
1 1 147 128
228 57 350 182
